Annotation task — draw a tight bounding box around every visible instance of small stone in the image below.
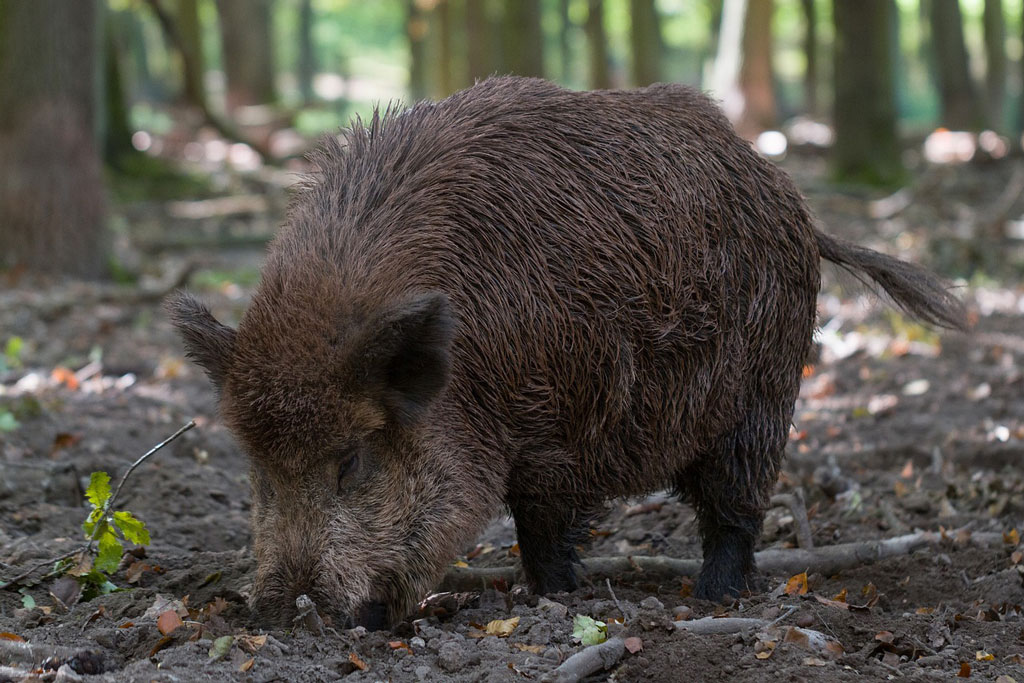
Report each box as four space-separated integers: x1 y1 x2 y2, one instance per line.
437 641 468 673
410 636 426 649
639 597 664 611
796 613 814 628
415 664 431 680
427 637 444 652
672 605 692 621
543 647 561 663
536 597 568 620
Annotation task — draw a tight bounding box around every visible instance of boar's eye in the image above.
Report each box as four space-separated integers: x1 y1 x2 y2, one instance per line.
336 449 360 492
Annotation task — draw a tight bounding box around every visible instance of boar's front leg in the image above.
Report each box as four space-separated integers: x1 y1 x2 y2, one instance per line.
510 500 587 594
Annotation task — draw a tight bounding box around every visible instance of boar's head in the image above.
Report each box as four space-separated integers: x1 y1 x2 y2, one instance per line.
166 287 478 629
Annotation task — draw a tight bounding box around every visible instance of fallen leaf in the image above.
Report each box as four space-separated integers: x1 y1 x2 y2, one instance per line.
507 543 521 558
1011 550 1023 565
486 616 520 638
452 560 469 568
49 575 81 609
624 637 643 654
349 652 367 671
157 610 184 636
51 366 79 390
814 595 849 610
0 632 25 642
916 607 936 615
236 635 267 654
959 661 971 677
976 651 994 661
754 639 776 659
513 643 545 654
150 635 174 657
1005 529 1020 546
875 631 895 644
785 572 809 596
388 641 412 653
198 571 222 588
833 588 847 603
118 622 134 628
900 459 915 478
208 635 233 660
239 658 255 672
802 657 828 666
571 615 607 646
50 432 81 456
125 561 151 584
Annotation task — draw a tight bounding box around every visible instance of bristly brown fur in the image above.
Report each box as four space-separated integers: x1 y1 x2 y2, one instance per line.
166 76 966 627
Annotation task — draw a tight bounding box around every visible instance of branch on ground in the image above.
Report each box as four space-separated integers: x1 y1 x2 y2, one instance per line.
438 528 1006 592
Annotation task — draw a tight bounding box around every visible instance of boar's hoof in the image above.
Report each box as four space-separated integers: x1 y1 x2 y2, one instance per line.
354 600 392 631
693 570 749 603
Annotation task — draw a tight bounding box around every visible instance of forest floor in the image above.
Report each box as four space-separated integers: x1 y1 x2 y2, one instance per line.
2 152 1024 682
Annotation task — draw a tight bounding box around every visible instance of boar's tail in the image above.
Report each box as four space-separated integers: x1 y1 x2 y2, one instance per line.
815 230 967 331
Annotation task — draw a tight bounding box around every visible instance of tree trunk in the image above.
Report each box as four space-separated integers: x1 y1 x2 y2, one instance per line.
629 0 662 86
736 0 775 138
407 0 429 101
298 0 315 104
559 0 572 82
929 0 980 130
586 0 611 89
503 0 544 77
436 0 455 97
216 0 276 112
104 8 135 168
801 0 818 116
832 0 902 186
983 0 1006 130
175 0 206 108
0 0 107 278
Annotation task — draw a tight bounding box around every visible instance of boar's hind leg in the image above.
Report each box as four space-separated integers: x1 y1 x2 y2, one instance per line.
679 411 786 602
511 502 588 594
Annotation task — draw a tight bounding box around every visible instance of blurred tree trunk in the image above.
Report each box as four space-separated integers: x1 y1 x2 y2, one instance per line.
801 0 818 116
983 0 1006 130
832 0 902 186
298 0 315 104
0 0 107 278
629 0 662 86
216 0 276 112
736 0 775 138
586 0 611 89
466 0 502 82
407 0 429 101
558 0 572 82
436 0 455 96
104 10 135 168
929 0 980 130
176 0 206 108
701 0 724 88
504 0 543 77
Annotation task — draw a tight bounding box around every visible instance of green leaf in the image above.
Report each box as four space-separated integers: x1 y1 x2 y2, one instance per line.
82 508 105 538
85 472 112 508
5 337 23 368
572 614 607 646
94 531 123 574
112 511 150 546
0 411 19 432
208 635 234 660
19 590 36 610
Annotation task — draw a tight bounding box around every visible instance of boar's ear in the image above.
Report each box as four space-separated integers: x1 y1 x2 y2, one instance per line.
164 291 237 391
356 292 455 426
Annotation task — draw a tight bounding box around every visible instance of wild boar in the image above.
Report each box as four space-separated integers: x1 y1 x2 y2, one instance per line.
167 76 965 629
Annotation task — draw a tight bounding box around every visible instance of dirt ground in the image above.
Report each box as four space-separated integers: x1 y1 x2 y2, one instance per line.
2 153 1024 682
